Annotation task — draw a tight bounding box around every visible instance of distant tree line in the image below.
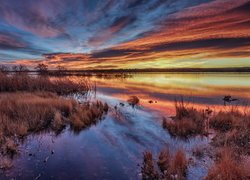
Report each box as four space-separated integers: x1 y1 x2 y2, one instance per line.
0 64 67 76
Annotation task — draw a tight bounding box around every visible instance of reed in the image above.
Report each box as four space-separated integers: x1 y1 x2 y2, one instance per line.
205 148 249 180
141 149 188 180
162 101 206 138
0 92 108 156
0 72 89 95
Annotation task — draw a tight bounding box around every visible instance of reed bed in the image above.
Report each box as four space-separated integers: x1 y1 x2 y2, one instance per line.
0 72 89 95
0 92 108 158
205 148 250 180
162 101 207 138
159 101 250 179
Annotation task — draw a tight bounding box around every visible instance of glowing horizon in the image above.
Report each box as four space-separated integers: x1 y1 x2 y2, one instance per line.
0 0 249 69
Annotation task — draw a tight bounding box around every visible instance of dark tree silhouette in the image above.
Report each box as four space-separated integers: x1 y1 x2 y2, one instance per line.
35 63 48 75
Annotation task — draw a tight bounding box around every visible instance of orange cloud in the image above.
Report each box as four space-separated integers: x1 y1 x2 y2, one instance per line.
4 0 250 69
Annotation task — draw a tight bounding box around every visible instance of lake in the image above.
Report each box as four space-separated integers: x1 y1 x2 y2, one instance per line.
1 73 250 180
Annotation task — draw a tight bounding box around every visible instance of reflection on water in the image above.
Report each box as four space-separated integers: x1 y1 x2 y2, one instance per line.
1 100 210 180
90 73 250 115
1 73 249 179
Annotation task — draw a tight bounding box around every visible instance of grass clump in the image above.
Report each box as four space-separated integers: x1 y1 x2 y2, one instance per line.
141 149 188 180
141 151 159 180
205 148 250 180
70 101 109 131
162 101 207 138
210 109 250 155
209 109 243 132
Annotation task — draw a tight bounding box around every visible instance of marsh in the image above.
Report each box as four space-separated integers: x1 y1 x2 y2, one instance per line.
0 73 249 179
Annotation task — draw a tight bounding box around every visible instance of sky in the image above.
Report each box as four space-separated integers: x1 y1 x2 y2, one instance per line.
0 0 249 69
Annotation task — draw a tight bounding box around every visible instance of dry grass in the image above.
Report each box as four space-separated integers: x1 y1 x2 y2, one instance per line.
205 148 250 180
158 149 187 180
163 101 207 138
171 150 188 179
0 92 108 156
210 109 250 155
141 149 188 180
70 101 109 131
209 109 243 132
0 72 89 95
141 151 159 180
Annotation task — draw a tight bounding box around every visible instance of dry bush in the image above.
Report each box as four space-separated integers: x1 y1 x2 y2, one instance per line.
0 73 88 95
205 148 249 180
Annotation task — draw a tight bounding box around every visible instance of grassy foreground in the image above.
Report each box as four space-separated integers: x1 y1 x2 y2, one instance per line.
0 73 108 169
142 101 250 180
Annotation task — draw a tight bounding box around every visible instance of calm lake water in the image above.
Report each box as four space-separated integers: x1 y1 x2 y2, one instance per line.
1 73 250 180
90 73 250 115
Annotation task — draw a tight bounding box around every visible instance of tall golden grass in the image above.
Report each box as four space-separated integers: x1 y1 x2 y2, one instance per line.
211 111 250 155
0 92 108 157
205 148 250 180
0 72 89 95
162 101 207 138
160 101 250 179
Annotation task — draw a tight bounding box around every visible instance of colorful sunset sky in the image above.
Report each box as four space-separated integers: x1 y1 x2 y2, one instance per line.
0 0 249 69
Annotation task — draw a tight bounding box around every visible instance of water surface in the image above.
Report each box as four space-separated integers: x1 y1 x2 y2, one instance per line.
1 73 249 179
